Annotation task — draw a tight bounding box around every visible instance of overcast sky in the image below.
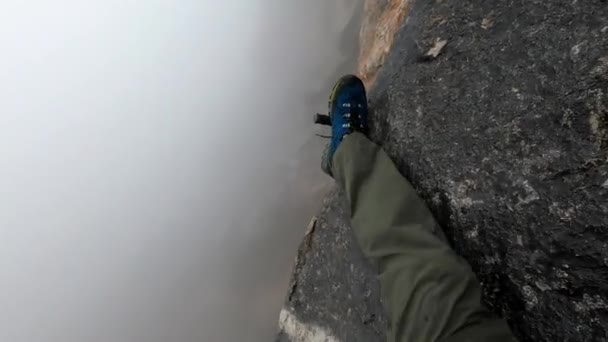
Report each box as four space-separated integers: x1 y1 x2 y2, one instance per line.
0 1 361 341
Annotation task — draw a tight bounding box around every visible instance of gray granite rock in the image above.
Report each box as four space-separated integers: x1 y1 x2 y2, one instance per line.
282 0 608 341
281 190 387 342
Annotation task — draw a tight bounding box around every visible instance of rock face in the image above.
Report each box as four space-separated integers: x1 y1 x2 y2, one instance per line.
358 0 413 88
281 0 608 341
280 193 388 342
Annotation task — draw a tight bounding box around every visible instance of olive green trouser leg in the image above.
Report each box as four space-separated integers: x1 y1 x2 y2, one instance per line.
333 133 515 342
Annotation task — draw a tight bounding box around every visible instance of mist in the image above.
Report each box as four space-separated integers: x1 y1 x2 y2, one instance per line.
0 1 361 341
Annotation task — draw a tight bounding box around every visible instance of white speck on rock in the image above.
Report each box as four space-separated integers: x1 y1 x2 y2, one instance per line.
484 255 501 265
279 308 340 342
516 235 524 246
590 111 601 135
591 56 608 79
522 285 538 310
511 87 524 100
451 180 484 208
460 197 474 207
416 106 423 119
465 225 479 239
481 16 495 30
602 179 608 189
425 38 448 58
571 41 587 60
515 179 540 206
559 207 576 222
535 280 552 292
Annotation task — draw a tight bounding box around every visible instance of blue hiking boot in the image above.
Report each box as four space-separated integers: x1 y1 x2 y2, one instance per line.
322 74 369 175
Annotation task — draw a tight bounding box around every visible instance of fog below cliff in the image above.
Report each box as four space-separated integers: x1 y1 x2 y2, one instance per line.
0 1 361 341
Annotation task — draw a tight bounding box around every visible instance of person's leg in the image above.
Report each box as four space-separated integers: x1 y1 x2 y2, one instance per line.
333 132 515 342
